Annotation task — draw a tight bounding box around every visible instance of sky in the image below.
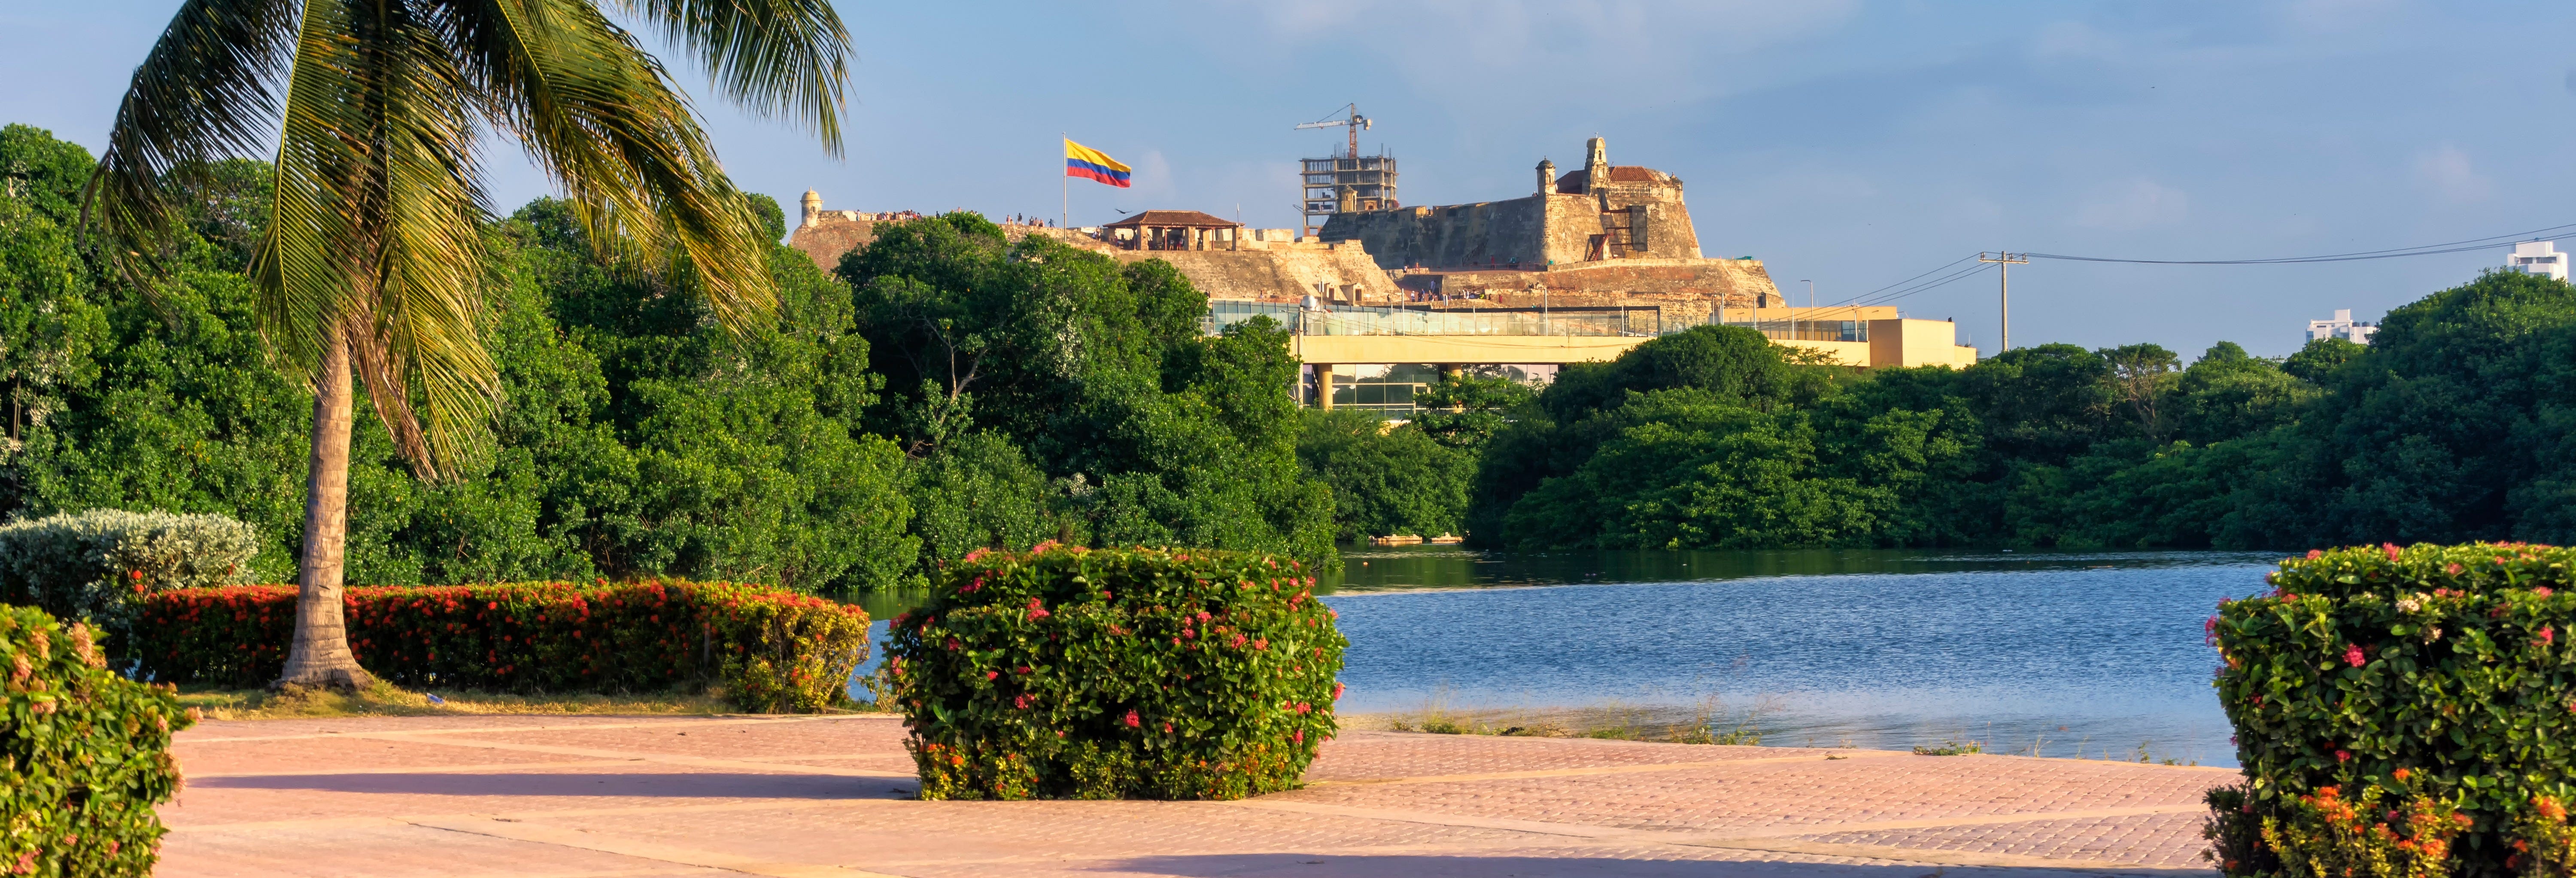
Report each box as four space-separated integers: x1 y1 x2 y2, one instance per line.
6 0 2575 357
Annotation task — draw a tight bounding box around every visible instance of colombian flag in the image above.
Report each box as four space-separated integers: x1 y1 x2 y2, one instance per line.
1065 139 1132 188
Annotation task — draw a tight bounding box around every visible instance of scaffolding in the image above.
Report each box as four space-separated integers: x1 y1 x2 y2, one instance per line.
1294 104 1398 237
1300 155 1398 237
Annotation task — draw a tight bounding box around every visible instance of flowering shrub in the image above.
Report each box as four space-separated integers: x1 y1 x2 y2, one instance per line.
3 605 195 877
881 545 1346 800
134 580 868 713
2259 773 2467 878
0 510 259 658
2212 542 2576 878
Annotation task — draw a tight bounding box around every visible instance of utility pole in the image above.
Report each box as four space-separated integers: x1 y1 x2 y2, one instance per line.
1978 251 2028 352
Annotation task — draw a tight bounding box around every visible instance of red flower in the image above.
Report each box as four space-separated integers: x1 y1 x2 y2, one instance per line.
2343 644 2365 667
1333 682 1346 700
1026 598 1050 619
2336 750 2352 762
2542 587 2558 598
2307 549 2324 559
985 670 999 680
1291 729 1304 744
2382 543 2402 561
1014 694 1030 709
2447 563 2464 575
1253 638 1268 650
1123 710 1141 728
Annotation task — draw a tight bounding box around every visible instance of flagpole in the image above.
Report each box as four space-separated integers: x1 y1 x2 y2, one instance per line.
1060 133 1069 230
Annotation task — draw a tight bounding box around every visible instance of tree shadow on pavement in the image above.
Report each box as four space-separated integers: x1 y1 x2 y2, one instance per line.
194 772 908 799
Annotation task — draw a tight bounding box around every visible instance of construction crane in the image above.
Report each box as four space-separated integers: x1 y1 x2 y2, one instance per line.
1295 103 1371 160
1294 104 1396 237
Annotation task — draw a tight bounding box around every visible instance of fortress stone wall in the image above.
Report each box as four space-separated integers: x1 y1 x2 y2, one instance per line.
1315 137 1774 316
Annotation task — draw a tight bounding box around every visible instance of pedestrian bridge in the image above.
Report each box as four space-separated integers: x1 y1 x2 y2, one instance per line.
1206 300 1980 413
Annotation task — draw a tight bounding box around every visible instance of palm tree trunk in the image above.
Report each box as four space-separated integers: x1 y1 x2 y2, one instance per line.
275 322 374 691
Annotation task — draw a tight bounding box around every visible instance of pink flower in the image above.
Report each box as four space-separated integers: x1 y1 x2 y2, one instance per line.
2447 563 2464 575
2307 549 2324 559
1291 729 1305 744
2543 626 2558 646
963 547 990 563
1016 665 1031 674
960 577 983 594
2542 587 2558 598
1230 633 1247 648
1014 694 1030 709
1333 682 1346 700
1026 598 1050 619
1254 638 1268 650
1296 702 1312 714
2336 750 2352 763
1123 710 1142 728
2344 644 2365 667
2383 543 2402 561
985 670 999 680
1162 721 1174 733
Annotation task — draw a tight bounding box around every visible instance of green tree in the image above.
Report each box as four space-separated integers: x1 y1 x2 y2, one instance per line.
841 221 1333 562
1296 410 1473 541
87 0 851 688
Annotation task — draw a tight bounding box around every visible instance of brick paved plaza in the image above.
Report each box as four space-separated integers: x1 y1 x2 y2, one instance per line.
161 714 2229 877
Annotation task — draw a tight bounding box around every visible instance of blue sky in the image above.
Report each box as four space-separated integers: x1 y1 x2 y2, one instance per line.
7 1 2574 357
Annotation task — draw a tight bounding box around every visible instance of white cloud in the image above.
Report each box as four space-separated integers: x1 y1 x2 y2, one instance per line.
2412 144 2491 204
2072 179 2190 230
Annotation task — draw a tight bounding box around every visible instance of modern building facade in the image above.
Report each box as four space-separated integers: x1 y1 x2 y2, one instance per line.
2307 309 2378 345
2510 240 2569 282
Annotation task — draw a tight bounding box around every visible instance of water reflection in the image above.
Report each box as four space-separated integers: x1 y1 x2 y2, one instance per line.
852 546 2280 766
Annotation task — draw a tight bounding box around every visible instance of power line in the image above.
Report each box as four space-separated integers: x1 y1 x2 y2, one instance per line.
2026 221 2576 265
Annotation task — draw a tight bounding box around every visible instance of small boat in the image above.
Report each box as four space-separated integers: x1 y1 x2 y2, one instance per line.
1369 535 1425 546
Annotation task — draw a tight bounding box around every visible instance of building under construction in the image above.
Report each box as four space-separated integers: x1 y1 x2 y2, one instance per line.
1297 104 1397 237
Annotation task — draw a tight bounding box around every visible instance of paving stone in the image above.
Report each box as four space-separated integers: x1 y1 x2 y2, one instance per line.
157 714 2227 877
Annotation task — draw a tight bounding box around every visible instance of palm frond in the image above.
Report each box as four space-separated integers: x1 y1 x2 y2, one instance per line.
85 0 302 283
349 0 500 479
252 0 375 380
458 0 775 333
613 0 850 156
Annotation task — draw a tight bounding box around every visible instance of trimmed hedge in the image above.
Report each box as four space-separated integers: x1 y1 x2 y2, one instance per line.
136 580 868 713
883 545 1346 800
3 605 194 877
0 510 259 657
2211 542 2576 878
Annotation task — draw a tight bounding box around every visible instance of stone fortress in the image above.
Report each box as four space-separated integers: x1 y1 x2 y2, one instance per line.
786 135 1976 413
1317 136 1787 327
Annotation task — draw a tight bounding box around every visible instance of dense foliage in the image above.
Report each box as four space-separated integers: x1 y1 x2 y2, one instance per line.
3 605 194 878
881 546 1344 800
839 216 1334 563
2210 543 2576 878
0 510 258 657
138 580 866 712
15 119 2576 571
0 124 1330 596
1470 269 2576 550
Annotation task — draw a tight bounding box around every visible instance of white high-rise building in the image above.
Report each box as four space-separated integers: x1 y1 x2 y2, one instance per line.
2509 240 2569 282
2307 309 2376 345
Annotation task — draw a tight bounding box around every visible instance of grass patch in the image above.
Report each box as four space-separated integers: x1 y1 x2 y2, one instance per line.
1365 691 1775 746
173 681 825 720
1912 739 1984 756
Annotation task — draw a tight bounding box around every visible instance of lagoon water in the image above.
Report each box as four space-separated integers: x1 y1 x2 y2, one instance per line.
854 547 2274 767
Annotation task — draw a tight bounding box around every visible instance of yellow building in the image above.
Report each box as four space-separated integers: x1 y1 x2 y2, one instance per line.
1211 301 1978 413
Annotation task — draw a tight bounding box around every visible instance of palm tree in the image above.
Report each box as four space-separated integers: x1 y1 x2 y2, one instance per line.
85 0 849 689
